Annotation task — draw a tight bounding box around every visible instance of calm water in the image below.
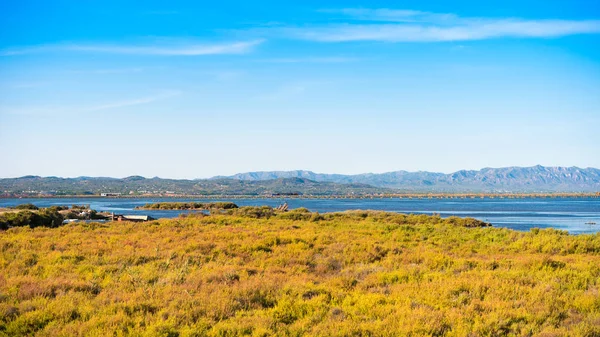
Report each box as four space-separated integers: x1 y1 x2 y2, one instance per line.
1 197 599 234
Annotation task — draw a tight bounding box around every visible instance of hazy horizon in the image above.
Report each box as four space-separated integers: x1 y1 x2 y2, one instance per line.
1 1 599 179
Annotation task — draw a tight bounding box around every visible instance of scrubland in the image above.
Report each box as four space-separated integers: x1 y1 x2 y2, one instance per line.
1 208 599 336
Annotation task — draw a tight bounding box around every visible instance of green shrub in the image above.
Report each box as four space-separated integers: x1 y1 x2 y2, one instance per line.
139 202 238 210
14 203 39 210
229 206 275 219
0 209 63 229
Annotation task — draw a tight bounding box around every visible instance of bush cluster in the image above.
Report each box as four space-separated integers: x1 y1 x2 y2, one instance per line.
0 209 63 230
13 203 39 210
139 202 239 210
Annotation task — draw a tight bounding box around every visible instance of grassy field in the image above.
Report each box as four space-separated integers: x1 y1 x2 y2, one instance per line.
1 209 599 336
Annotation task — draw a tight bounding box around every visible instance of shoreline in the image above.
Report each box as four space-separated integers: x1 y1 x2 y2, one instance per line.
1 192 599 199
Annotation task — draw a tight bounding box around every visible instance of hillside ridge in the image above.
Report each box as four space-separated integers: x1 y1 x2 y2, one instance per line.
212 165 600 192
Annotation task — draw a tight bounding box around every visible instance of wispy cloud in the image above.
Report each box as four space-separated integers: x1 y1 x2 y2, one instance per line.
85 90 180 112
1 40 264 56
70 68 145 74
255 80 336 101
320 8 459 23
268 9 600 42
258 56 359 63
0 90 181 116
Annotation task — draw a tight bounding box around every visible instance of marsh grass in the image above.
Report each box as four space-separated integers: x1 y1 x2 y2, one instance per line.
0 210 599 336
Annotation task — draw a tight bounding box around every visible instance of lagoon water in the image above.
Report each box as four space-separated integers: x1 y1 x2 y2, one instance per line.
1 197 599 234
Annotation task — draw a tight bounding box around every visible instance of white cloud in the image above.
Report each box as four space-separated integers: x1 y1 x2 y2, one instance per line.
85 90 181 112
258 56 358 63
321 8 458 23
0 90 181 116
70 68 145 74
274 9 600 42
284 21 600 42
255 80 338 101
1 40 263 56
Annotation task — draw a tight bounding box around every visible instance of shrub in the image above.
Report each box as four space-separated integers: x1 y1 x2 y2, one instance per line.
14 203 39 210
138 202 238 210
229 206 275 219
0 209 63 229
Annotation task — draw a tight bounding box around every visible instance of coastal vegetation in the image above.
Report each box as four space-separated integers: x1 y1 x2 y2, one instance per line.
1 209 599 336
13 204 39 211
0 205 107 230
0 208 63 230
137 202 239 210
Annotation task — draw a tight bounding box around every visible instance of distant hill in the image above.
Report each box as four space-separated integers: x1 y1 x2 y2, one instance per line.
2 166 598 196
0 176 389 196
213 166 600 192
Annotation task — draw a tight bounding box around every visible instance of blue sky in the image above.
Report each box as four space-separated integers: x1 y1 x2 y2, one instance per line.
1 0 599 178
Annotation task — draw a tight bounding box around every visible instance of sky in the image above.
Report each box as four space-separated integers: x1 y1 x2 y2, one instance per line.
1 0 599 179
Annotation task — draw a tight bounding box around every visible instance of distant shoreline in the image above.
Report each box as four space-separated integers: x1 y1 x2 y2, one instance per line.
1 192 599 199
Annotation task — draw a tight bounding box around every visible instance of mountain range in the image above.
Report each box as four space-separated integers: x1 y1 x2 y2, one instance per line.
212 165 600 192
1 166 599 196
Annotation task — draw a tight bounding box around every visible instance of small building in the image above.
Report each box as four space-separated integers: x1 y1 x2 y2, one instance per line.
112 214 155 222
101 193 122 197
